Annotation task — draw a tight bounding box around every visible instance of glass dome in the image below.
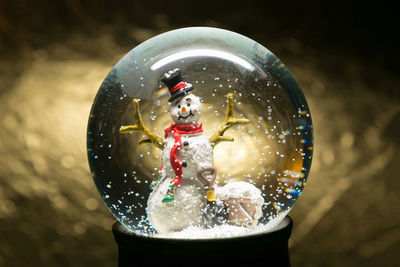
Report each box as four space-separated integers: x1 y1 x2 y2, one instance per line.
87 27 313 238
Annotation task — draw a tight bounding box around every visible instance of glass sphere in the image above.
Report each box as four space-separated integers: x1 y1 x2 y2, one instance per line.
87 27 313 238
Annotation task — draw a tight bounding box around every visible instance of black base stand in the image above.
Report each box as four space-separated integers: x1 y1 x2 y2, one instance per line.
113 216 293 267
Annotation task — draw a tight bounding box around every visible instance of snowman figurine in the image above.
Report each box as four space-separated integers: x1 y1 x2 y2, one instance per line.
148 69 216 233
120 68 261 234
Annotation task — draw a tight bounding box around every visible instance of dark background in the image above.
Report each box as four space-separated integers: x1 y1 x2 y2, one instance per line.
0 1 399 266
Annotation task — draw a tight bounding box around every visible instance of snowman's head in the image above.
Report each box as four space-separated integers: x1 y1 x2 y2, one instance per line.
169 93 202 125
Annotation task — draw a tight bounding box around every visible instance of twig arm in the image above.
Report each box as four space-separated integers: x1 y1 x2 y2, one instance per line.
120 99 164 150
209 93 249 147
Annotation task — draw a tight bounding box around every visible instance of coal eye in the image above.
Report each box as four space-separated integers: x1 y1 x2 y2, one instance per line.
178 105 181 108
187 103 191 107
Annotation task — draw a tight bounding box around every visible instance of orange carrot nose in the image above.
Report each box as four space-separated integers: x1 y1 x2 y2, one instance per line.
182 106 186 113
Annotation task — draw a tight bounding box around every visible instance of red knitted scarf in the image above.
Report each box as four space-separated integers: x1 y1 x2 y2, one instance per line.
164 123 203 186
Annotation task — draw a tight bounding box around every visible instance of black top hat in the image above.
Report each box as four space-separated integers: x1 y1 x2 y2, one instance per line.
161 68 194 102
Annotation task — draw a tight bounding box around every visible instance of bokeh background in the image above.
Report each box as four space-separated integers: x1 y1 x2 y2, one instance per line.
0 1 399 266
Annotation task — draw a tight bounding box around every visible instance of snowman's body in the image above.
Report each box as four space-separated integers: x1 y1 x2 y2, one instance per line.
147 133 213 234
144 69 263 235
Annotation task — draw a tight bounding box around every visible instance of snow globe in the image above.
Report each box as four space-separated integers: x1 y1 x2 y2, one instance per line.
87 27 312 265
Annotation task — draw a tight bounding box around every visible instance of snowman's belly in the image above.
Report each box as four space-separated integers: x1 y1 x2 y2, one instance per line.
147 177 206 234
162 134 213 179
147 134 213 234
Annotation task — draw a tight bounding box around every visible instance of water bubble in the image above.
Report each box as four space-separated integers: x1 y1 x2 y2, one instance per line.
88 27 313 238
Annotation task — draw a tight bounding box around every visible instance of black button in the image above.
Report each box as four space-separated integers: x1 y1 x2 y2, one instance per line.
182 161 187 167
183 141 189 146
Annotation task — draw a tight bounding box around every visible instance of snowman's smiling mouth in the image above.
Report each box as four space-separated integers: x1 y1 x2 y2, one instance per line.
178 110 194 120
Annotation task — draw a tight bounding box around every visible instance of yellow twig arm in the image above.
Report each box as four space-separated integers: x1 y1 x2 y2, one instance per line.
119 99 164 150
209 93 249 147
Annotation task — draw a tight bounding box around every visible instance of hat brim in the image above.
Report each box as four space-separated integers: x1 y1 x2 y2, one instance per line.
168 87 194 102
